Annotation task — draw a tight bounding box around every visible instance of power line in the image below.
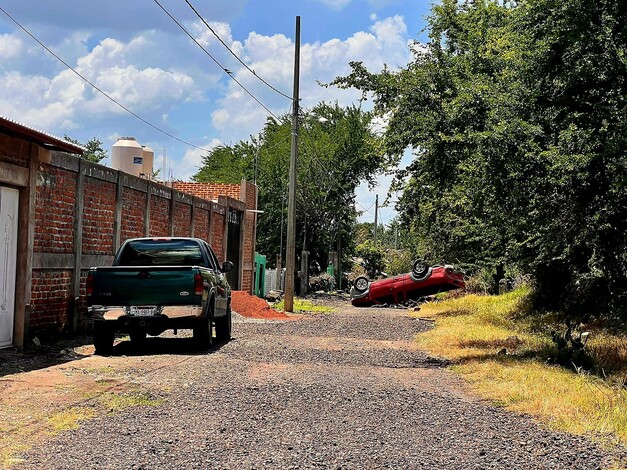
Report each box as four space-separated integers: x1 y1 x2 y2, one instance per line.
0 6 214 153
184 0 293 101
153 0 280 120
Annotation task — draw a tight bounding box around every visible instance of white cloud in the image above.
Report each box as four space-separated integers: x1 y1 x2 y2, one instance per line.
176 138 223 181
210 15 411 141
0 33 22 59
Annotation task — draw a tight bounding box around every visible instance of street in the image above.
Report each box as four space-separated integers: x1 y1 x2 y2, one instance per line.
2 303 619 469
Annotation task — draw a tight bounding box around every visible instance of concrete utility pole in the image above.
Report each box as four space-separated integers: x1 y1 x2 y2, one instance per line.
284 16 300 313
373 194 378 245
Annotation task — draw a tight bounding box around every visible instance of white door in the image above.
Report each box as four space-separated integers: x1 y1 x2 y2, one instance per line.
0 187 18 348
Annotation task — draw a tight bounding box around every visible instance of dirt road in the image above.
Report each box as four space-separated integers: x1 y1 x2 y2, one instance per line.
1 303 622 469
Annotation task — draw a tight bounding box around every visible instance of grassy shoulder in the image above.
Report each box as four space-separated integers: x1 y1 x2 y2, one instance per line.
412 287 627 447
274 298 335 314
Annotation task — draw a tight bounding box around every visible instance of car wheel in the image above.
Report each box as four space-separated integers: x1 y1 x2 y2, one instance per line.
412 259 429 278
353 276 370 294
215 304 232 342
93 323 115 356
193 304 214 349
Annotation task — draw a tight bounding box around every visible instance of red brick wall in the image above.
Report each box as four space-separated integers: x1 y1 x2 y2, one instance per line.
173 201 191 237
34 165 76 253
212 212 225 263
0 134 30 167
121 187 146 242
171 182 216 200
19 154 249 337
82 176 116 255
149 195 170 237
30 270 73 331
194 208 210 241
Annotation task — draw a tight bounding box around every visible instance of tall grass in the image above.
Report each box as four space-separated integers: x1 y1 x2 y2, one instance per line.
413 287 627 449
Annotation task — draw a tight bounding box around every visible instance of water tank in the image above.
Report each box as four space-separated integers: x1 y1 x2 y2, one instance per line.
141 146 154 178
111 137 143 177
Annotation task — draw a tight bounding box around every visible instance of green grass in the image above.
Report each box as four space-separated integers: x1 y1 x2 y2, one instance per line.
100 390 165 412
413 287 627 452
274 298 335 314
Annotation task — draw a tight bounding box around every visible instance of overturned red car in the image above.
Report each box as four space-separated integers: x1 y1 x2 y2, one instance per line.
350 260 465 307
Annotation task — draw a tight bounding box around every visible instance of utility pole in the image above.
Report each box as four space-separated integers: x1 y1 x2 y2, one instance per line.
284 16 300 313
373 194 378 246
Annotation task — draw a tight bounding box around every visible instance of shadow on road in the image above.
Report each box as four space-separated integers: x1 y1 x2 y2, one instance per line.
103 335 232 357
0 336 92 378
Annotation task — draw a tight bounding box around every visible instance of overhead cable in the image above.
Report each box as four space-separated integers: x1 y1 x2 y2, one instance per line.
184 0 293 101
0 6 213 153
153 0 280 120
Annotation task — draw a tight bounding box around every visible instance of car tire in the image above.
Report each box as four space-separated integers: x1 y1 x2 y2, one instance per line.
412 259 429 278
93 323 115 356
215 304 232 342
193 304 213 349
353 275 370 294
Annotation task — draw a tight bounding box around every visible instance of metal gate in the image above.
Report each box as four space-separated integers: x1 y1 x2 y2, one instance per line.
226 208 241 290
0 187 18 348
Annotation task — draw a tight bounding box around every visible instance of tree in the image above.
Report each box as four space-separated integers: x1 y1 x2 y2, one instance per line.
64 135 108 163
193 102 389 274
332 0 627 322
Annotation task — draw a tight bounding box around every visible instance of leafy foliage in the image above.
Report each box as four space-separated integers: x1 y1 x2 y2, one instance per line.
332 0 627 323
64 135 108 163
193 103 388 273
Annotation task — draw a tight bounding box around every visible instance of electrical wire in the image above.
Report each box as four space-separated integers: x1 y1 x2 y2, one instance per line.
0 6 215 153
184 0 293 101
153 0 280 120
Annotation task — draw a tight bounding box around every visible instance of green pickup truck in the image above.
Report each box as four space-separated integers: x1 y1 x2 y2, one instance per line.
86 237 233 355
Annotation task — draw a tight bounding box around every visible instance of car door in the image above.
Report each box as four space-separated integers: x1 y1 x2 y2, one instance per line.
204 242 229 315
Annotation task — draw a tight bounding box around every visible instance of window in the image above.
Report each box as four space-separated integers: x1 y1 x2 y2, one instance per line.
117 239 205 266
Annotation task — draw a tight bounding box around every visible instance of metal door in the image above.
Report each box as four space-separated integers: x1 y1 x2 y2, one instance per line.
0 187 18 348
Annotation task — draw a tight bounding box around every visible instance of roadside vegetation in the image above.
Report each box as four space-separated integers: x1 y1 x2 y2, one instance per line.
413 286 627 446
275 299 335 314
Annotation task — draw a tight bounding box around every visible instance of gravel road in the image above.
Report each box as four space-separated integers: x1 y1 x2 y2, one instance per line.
20 304 624 469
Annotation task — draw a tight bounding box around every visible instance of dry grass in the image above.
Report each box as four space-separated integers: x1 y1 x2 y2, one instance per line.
412 287 627 449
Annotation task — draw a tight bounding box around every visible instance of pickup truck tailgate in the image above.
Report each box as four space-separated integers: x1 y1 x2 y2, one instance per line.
89 266 201 306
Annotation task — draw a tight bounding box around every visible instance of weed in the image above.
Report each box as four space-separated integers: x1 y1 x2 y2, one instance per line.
274 299 335 314
412 287 627 447
100 390 165 412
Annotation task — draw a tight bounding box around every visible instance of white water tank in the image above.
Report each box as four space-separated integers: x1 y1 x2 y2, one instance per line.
141 146 154 178
111 137 143 177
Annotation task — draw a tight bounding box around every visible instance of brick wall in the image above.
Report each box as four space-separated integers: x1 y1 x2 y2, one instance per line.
82 176 116 254
194 208 210 241
34 165 76 253
173 201 192 237
0 134 30 168
121 187 146 241
18 153 255 339
149 195 170 237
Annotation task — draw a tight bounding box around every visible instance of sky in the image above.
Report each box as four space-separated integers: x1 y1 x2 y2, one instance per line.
0 0 433 225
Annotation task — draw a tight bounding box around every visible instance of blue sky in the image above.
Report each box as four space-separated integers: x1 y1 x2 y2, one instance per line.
0 0 433 225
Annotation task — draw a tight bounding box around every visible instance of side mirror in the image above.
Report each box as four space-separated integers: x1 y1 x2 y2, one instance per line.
221 261 234 273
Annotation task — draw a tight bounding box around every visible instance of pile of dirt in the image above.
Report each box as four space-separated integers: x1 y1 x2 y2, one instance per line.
231 291 290 320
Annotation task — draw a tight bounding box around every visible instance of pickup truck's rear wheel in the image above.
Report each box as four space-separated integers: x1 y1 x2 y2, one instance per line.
193 305 214 349
215 304 232 342
93 323 115 355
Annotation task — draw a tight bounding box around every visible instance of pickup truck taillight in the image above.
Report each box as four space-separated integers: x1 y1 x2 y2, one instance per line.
86 272 93 297
194 273 203 296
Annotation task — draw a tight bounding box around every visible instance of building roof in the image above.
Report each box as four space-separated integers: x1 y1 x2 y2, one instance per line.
0 116 84 155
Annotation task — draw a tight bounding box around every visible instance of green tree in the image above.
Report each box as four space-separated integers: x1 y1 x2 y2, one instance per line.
193 103 388 274
64 135 108 163
332 0 627 322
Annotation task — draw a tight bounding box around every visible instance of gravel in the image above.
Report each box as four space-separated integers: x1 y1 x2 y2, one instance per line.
20 305 625 469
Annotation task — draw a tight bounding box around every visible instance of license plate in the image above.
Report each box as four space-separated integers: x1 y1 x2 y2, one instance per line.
129 306 157 317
